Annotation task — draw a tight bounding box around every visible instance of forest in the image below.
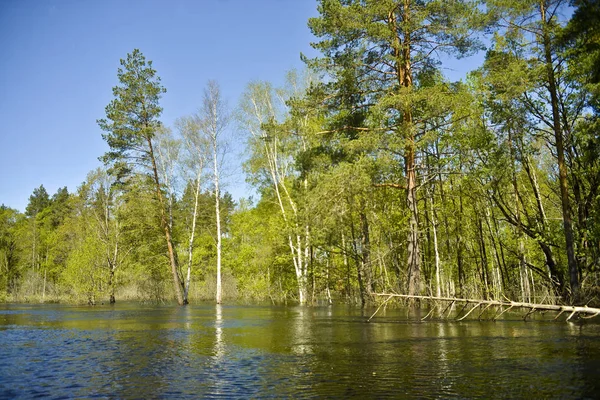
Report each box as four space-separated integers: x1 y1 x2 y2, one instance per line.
1 0 598 307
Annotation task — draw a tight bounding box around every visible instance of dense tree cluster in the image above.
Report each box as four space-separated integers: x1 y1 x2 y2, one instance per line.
1 0 598 306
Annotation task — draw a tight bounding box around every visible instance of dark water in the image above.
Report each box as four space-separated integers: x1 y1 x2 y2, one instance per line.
1 303 599 399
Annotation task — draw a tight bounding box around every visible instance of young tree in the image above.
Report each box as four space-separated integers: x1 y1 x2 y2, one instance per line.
198 80 229 304
176 115 209 304
98 49 185 305
83 168 127 303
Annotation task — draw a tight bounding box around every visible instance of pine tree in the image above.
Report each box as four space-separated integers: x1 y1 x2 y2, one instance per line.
98 49 185 305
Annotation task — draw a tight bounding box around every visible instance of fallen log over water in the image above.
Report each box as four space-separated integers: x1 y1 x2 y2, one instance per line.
368 293 600 323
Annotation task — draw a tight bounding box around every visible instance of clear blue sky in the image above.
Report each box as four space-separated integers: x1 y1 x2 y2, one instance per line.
0 0 320 212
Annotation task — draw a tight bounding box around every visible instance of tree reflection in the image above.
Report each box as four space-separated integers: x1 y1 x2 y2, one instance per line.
214 304 225 359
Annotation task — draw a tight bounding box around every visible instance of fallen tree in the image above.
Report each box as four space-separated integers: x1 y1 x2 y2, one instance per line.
368 293 600 323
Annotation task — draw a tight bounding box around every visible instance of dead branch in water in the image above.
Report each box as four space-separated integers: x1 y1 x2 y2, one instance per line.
368 293 600 322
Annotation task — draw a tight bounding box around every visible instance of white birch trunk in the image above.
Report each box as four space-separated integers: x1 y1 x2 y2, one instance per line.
184 165 202 304
214 139 222 304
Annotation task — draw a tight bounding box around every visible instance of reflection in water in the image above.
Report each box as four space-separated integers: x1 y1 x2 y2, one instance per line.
211 304 225 397
292 307 312 356
214 304 224 359
1 303 600 398
436 322 453 395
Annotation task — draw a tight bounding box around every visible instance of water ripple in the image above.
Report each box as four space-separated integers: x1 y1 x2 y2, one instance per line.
1 304 600 398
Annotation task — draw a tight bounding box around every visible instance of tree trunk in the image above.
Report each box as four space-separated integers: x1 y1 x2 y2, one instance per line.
42 268 46 301
523 154 563 291
430 196 441 298
406 167 421 296
389 2 420 296
360 210 373 295
213 138 223 305
147 137 184 306
108 266 116 304
456 181 465 296
540 2 579 302
349 214 367 306
341 229 351 300
476 212 490 300
184 165 203 305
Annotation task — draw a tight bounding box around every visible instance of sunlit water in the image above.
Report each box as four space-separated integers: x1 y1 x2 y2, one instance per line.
1 303 599 398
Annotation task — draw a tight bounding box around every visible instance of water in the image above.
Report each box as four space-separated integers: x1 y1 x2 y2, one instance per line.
1 303 599 399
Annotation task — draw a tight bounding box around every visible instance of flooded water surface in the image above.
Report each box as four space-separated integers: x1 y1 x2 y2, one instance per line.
1 303 599 398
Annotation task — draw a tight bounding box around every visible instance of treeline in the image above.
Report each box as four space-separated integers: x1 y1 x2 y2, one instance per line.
1 0 598 306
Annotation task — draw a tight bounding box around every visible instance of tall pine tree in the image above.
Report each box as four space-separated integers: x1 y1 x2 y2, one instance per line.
98 49 185 305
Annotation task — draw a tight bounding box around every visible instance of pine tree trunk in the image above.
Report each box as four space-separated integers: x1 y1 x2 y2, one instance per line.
389 2 421 297
407 165 421 296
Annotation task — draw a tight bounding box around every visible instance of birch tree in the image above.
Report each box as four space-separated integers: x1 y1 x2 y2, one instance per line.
238 73 316 305
176 116 209 304
198 80 229 304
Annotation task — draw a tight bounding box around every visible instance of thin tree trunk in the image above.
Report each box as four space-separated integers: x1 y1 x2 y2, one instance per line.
213 139 222 305
476 213 490 300
457 185 465 296
42 268 46 301
184 165 203 305
429 195 441 298
326 257 333 305
341 229 351 299
360 210 373 295
349 213 367 306
484 205 504 298
109 267 115 304
523 154 562 289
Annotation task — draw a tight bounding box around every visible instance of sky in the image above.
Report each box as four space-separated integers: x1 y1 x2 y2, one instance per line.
0 0 320 212
0 0 484 213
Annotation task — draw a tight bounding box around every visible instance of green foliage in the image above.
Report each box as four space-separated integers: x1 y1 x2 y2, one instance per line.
62 231 105 304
